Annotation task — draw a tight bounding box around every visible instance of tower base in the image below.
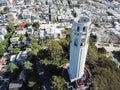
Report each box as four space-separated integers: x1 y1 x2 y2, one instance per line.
62 64 91 90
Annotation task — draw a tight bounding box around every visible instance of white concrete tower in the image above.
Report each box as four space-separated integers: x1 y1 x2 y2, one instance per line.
69 16 91 80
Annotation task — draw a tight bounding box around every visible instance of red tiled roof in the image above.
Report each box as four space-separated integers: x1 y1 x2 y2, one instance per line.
18 22 26 29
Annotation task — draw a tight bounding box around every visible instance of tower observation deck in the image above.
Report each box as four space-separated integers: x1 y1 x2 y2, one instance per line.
62 16 92 90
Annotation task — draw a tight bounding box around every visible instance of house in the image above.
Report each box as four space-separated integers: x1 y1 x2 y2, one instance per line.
0 15 6 24
17 22 26 29
0 27 7 35
64 22 72 30
16 51 23 61
10 29 26 42
10 37 19 45
9 80 23 90
105 23 113 28
15 29 26 35
17 51 27 61
40 23 66 39
39 30 46 39
53 28 66 39
10 50 28 66
6 12 17 22
26 26 34 36
25 18 31 23
9 7 20 15
0 26 7 42
95 30 109 45
0 65 8 72
33 31 39 38
24 0 34 5
31 14 39 20
0 0 9 7
108 32 120 44
10 28 29 47
16 0 24 5
21 9 32 19
79 0 87 3
0 54 9 65
10 55 17 62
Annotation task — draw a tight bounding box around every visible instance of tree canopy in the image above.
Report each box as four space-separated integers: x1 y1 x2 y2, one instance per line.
46 40 64 60
24 61 33 70
8 62 18 73
20 30 120 90
51 76 65 90
86 35 120 90
32 22 40 30
29 39 41 55
7 22 15 32
4 7 9 13
11 48 20 54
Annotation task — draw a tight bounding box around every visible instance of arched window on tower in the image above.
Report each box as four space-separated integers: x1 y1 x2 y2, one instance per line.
77 26 79 32
80 39 85 47
82 27 87 36
74 38 78 46
83 27 87 32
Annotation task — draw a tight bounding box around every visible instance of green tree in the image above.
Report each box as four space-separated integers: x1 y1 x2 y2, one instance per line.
4 7 9 12
0 45 5 57
8 62 18 73
47 40 64 60
0 23 15 57
87 35 120 90
19 35 25 41
90 34 97 42
9 63 20 80
59 38 69 52
5 32 11 39
11 48 20 54
24 61 33 70
25 23 31 28
7 22 15 32
33 84 41 90
32 22 40 30
86 35 98 68
66 30 71 42
98 47 107 54
29 39 41 55
51 76 65 90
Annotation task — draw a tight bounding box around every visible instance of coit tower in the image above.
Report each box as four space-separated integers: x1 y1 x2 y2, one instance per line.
69 16 91 81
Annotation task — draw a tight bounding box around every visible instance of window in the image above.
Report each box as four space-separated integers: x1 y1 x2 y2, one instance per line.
83 27 87 32
74 38 78 46
80 39 85 47
77 26 79 32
